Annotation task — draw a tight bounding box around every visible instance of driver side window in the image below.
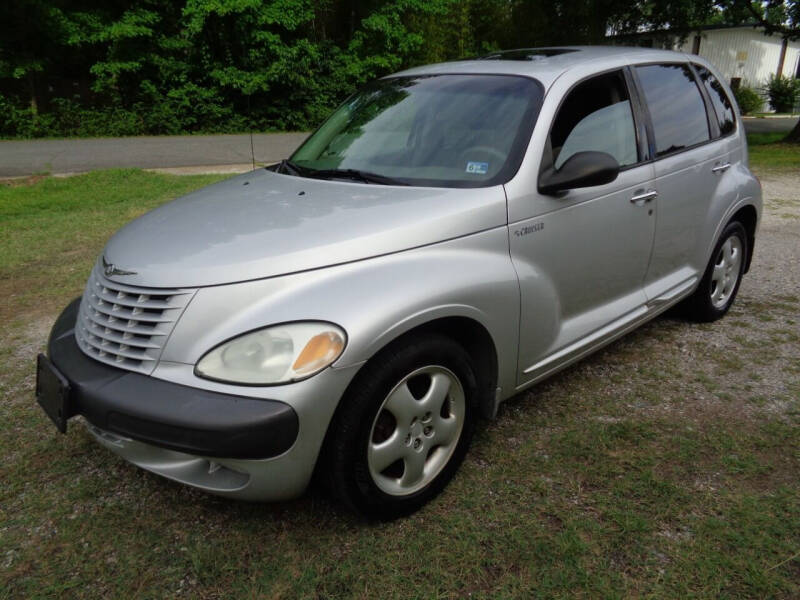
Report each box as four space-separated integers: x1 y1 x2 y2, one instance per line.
551 71 639 170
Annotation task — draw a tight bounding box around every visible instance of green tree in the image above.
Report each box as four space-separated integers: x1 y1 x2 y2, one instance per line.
0 1 71 116
4 0 796 139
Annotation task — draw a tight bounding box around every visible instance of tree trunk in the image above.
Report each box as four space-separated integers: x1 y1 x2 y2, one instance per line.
786 119 800 143
27 71 38 118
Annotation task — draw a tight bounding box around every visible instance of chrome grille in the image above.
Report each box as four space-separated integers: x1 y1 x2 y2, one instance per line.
75 264 196 374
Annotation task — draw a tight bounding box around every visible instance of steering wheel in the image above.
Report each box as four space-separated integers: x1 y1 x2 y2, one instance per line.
459 146 507 165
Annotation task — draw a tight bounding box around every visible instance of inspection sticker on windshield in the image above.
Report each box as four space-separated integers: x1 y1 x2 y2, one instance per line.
465 161 489 175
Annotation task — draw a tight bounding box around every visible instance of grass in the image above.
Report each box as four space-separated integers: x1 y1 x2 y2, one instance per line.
746 132 800 170
0 170 226 325
1 170 799 598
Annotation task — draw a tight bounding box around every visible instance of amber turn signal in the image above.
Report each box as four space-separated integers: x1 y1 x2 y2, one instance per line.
292 331 345 375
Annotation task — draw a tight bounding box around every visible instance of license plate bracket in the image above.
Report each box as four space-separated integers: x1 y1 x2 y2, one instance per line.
36 354 71 433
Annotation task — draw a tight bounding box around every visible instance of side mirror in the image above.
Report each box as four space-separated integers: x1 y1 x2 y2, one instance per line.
538 151 620 195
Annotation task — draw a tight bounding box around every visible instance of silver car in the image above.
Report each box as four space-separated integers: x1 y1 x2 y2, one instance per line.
36 46 761 518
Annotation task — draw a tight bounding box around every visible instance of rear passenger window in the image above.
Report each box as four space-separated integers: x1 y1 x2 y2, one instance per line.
550 70 638 169
636 64 710 156
694 64 736 135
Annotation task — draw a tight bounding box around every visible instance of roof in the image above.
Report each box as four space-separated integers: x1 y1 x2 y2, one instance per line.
391 46 691 88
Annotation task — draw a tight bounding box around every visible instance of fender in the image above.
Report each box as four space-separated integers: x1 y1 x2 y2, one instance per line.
696 160 762 274
161 226 522 400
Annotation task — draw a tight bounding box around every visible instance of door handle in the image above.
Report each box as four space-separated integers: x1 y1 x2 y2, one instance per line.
711 162 731 173
630 190 658 205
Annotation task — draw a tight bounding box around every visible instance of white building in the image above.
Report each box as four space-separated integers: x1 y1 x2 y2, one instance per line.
611 24 800 111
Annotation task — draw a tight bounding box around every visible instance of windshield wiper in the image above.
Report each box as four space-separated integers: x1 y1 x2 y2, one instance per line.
276 159 307 176
303 168 409 186
276 160 407 186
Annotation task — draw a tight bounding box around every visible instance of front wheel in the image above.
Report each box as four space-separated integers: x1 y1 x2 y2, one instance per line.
684 221 748 322
324 334 478 519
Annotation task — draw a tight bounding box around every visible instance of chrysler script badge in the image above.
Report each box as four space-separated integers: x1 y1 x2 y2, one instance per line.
102 256 137 277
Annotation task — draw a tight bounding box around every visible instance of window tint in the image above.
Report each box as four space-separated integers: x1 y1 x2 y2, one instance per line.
636 64 710 156
694 64 736 135
550 71 638 169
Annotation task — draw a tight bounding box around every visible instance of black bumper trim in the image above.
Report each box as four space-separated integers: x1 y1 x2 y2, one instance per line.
46 298 299 460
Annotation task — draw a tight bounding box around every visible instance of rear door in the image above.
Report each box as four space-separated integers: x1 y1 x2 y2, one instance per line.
633 62 738 302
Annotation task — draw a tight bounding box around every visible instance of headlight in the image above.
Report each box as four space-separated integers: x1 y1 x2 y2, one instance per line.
195 322 346 385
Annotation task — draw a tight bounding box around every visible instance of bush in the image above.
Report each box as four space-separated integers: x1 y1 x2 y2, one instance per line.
48 98 147 137
732 86 763 116
0 94 37 137
0 93 258 139
763 74 800 113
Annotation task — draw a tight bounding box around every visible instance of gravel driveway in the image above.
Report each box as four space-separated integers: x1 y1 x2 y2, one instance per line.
612 169 800 423
750 172 800 297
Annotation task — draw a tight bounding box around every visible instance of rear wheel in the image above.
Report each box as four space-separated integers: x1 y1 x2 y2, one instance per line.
324 334 477 519
684 221 747 322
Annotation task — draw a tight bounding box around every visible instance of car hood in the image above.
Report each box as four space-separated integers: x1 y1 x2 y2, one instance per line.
102 169 507 288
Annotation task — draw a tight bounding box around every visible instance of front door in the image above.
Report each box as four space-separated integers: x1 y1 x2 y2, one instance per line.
510 69 656 386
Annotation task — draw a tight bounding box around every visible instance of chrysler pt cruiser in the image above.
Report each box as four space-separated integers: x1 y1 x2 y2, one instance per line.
36 47 761 518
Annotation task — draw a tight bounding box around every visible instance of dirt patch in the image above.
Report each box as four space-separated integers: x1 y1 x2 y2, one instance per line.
1 174 50 187
759 172 800 201
0 317 54 403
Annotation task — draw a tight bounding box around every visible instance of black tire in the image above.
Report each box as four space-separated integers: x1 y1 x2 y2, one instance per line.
323 333 478 519
683 221 748 322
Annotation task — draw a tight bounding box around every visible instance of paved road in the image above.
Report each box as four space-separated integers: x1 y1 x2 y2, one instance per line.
742 116 798 134
0 132 308 177
0 118 796 177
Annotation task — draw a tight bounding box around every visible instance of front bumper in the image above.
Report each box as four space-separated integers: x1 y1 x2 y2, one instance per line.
41 298 350 500
46 299 299 460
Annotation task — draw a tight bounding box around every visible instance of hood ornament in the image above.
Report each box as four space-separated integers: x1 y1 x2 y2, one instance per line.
102 256 137 277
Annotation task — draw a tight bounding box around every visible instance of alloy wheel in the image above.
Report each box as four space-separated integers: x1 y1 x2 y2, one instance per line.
367 366 465 496
710 235 743 308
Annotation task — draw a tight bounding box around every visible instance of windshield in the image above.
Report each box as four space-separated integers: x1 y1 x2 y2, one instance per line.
289 74 543 187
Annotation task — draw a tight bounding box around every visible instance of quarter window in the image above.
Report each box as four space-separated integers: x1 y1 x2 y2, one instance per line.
549 70 639 170
636 64 710 156
694 64 736 136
